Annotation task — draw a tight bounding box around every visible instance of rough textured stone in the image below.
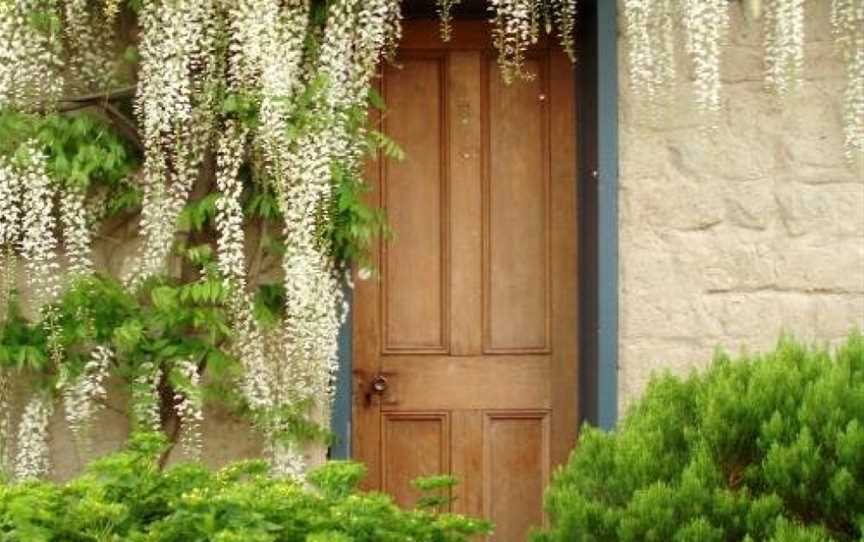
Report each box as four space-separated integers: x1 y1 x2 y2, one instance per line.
618 1 864 412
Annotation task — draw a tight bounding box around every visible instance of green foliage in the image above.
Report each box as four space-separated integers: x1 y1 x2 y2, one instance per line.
321 160 390 268
225 84 400 270
0 303 49 373
413 475 459 513
178 193 221 233
534 333 864 542
0 272 246 428
0 434 491 541
0 109 141 211
220 91 262 131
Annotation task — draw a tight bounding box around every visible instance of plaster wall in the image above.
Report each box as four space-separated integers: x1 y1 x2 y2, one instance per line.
617 2 864 411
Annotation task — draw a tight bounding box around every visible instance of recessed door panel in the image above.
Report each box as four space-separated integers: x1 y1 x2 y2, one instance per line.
382 412 450 508
382 57 448 353
485 57 551 354
484 412 550 541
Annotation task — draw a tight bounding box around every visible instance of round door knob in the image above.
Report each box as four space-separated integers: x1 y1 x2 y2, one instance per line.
371 375 389 393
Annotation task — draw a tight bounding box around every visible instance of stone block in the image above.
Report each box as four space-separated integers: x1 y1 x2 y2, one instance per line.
618 337 713 413
722 179 777 231
776 182 864 238
621 171 725 231
681 228 778 291
814 294 864 338
701 291 818 340
773 242 864 292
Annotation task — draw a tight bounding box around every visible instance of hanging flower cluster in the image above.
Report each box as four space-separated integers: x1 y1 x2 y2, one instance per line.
623 0 729 118
209 0 405 477
831 0 864 162
266 0 402 477
681 0 730 119
220 0 314 476
437 0 460 41
59 185 94 279
0 0 122 109
62 0 121 93
18 145 61 310
0 370 11 476
13 392 53 480
623 0 862 158
213 119 275 415
763 0 805 96
0 158 20 320
172 358 203 459
130 0 221 285
486 0 578 83
0 1 64 110
131 362 162 434
622 0 677 106
62 345 112 448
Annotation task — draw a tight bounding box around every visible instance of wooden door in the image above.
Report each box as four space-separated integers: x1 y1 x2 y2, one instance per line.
353 20 578 541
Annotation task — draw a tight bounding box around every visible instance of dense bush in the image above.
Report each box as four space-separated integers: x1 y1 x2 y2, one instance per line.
535 334 864 542
0 434 490 541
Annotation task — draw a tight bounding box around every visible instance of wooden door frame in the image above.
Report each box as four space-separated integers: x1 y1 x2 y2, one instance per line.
330 0 619 460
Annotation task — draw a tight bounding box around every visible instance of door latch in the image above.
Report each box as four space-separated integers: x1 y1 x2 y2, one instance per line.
364 373 390 406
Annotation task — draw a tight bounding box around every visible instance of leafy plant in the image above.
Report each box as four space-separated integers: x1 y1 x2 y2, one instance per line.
414 474 459 513
534 333 864 542
0 109 141 213
0 433 491 541
0 269 249 436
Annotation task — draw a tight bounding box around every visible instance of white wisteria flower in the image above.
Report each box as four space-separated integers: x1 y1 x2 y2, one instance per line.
623 0 677 108
681 0 730 120
60 184 94 279
489 0 538 83
173 359 203 459
14 392 54 480
764 0 805 97
437 0 461 41
0 370 11 477
831 0 864 163
0 0 64 110
131 362 162 433
0 158 20 319
129 0 221 286
18 144 61 309
62 0 120 93
62 345 112 448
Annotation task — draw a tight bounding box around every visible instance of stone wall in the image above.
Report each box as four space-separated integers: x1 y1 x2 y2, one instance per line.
617 2 864 411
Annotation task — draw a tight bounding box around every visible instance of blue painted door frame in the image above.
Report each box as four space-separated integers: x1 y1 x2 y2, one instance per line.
330 0 619 459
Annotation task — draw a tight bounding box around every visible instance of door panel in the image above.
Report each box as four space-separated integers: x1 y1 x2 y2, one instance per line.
382 412 450 508
484 412 550 540
353 21 578 541
485 55 551 353
382 55 448 353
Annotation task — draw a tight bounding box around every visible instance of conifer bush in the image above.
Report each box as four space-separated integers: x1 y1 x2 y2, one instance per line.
535 333 864 542
0 433 490 541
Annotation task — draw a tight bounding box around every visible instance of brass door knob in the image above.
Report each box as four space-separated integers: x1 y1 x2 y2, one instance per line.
364 374 390 406
371 375 389 393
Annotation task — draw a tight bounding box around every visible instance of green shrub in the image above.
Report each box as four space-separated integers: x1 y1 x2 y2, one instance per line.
0 433 490 541
535 333 864 542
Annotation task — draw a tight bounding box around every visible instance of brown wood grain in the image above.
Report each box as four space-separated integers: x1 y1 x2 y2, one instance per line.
354 22 578 540
381 55 450 354
483 54 552 354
